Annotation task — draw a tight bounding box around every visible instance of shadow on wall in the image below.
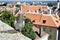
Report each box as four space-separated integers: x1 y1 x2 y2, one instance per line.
0 30 18 34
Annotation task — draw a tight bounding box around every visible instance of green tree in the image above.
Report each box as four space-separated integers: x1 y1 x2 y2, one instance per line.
16 5 20 7
21 18 36 40
0 10 15 27
0 3 7 6
47 3 53 7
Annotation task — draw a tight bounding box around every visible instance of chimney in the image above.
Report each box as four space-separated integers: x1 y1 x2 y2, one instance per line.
33 2 35 5
37 10 39 13
47 6 52 15
42 11 43 14
28 10 31 13
57 0 60 8
50 8 52 15
24 2 26 5
14 5 16 8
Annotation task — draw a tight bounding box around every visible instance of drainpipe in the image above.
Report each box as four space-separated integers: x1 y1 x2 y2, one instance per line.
39 27 41 38
56 29 59 40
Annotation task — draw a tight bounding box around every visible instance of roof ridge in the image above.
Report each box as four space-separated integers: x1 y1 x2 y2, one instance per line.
51 15 59 27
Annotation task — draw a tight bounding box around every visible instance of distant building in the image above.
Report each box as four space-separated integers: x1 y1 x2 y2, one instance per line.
21 1 60 40
0 1 60 40
21 4 48 14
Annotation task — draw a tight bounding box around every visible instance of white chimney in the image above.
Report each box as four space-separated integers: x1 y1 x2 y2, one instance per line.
47 6 52 15
50 9 52 15
42 11 43 14
14 5 16 8
57 2 60 8
24 2 26 5
37 10 39 13
33 2 35 5
28 10 31 13
57 0 60 8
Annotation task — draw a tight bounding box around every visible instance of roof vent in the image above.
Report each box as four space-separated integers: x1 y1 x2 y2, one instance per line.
32 20 35 22
43 20 46 24
56 20 59 23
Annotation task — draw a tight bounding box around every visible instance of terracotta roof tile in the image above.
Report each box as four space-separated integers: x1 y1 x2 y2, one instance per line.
22 5 48 14
25 13 60 28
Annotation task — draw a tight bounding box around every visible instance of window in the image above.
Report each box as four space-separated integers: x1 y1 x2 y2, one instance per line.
56 20 58 23
39 9 41 11
43 20 46 24
16 5 20 7
49 35 52 39
43 28 46 31
27 10 31 12
27 10 29 12
35 10 37 13
32 20 35 22
50 29 52 32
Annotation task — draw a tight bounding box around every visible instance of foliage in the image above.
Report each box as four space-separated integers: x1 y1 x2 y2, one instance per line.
0 3 7 6
47 2 57 7
52 7 57 11
0 10 15 27
24 18 33 24
21 18 36 40
47 3 53 7
16 5 20 7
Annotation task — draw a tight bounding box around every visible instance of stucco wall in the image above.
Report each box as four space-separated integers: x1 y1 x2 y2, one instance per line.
37 34 49 40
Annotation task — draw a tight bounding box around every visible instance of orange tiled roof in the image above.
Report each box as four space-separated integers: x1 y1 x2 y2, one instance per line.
25 13 60 28
22 5 48 14
7 7 16 11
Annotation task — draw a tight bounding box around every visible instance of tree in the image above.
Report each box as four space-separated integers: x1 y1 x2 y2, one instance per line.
47 3 53 7
0 10 15 27
3 3 7 6
0 3 7 6
16 5 20 7
21 18 36 40
52 7 57 11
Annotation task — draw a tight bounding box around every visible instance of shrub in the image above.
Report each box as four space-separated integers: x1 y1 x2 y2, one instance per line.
47 3 53 7
0 10 15 27
21 18 36 40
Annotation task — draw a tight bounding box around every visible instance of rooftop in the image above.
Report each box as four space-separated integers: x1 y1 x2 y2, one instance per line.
25 13 60 28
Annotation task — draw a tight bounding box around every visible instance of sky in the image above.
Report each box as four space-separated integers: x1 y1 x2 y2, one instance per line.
0 0 58 1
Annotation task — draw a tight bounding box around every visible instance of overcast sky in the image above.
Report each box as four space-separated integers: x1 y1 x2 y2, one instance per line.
0 0 58 1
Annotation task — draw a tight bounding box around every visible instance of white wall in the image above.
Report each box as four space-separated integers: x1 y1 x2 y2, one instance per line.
37 34 49 40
